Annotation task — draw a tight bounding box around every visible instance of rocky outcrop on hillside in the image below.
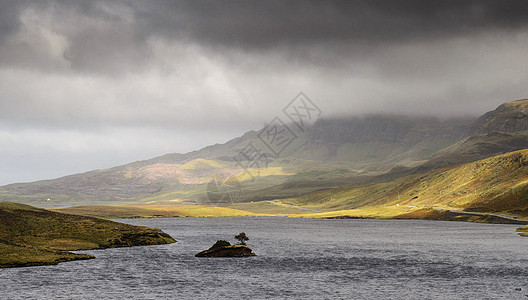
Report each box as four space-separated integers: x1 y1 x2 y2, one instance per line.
294 115 473 164
475 99 528 134
420 99 528 170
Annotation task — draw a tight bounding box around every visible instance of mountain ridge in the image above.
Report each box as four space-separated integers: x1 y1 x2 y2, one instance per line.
2 98 528 207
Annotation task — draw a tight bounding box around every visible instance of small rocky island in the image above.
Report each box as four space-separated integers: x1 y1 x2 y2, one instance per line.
196 233 256 257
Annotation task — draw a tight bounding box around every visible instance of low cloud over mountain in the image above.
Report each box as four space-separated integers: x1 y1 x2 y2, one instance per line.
1 0 528 184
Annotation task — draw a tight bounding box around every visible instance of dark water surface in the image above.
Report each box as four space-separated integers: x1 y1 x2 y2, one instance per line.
1 217 527 299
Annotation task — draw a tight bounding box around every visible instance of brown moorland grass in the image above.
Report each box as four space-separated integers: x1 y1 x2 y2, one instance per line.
0 202 176 268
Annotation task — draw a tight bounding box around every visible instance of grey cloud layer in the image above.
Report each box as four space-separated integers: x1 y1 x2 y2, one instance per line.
2 0 528 122
1 0 528 184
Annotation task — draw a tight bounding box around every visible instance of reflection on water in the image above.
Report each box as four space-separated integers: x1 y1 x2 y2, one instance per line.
1 217 527 299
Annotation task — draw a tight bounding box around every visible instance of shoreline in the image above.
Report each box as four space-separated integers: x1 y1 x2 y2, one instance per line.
49 203 528 225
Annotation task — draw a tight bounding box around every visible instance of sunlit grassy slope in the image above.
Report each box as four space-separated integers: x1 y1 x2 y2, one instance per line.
285 149 528 217
52 199 318 218
51 200 316 219
222 201 312 214
52 204 260 218
291 206 421 219
517 225 528 236
0 202 176 268
178 158 224 169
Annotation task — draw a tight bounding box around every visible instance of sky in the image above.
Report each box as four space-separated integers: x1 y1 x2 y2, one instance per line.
1 0 528 185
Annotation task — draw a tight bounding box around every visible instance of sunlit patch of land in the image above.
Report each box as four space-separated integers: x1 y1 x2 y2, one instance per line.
52 204 260 218
516 225 528 236
221 201 312 214
52 199 329 219
179 158 224 170
289 206 528 224
234 167 295 182
290 205 421 219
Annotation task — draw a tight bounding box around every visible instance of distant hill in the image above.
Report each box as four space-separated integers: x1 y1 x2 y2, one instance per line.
421 99 528 170
420 131 528 170
2 98 528 207
476 99 528 134
293 115 472 168
287 148 528 217
0 116 473 206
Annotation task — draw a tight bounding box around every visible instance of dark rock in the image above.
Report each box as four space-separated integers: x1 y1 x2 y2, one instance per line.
195 245 256 257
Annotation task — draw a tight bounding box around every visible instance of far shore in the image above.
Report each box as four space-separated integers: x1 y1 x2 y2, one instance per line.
49 201 528 226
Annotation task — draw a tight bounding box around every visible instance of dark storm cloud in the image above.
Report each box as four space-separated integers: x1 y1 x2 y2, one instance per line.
2 0 528 74
1 0 528 185
136 0 528 48
0 0 527 124
0 0 27 42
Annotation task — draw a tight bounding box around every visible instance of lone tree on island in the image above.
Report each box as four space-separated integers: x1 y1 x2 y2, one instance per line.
235 232 249 245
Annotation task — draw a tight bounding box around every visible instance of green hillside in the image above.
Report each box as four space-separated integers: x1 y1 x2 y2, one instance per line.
285 149 528 217
0 202 176 268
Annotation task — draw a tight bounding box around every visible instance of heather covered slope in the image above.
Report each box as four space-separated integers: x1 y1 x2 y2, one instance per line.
0 202 176 268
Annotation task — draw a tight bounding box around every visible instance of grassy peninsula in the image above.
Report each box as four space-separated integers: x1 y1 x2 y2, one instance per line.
0 202 176 268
